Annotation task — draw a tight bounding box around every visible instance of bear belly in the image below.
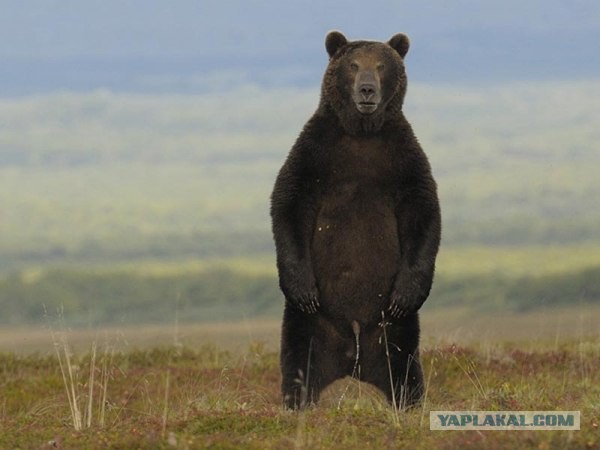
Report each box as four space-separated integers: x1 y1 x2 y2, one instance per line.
311 185 399 326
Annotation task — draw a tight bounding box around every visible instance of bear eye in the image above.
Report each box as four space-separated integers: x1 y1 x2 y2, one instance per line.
377 64 385 71
350 62 359 71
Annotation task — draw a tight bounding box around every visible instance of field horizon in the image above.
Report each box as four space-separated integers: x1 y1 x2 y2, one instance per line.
2 304 598 355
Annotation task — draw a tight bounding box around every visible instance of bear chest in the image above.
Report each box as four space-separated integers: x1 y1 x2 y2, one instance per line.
310 136 400 308
312 136 398 237
316 136 396 193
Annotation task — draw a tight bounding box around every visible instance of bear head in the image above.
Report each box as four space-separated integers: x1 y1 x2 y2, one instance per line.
320 31 410 135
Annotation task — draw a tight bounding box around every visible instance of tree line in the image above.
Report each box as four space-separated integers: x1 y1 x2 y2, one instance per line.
1 266 598 326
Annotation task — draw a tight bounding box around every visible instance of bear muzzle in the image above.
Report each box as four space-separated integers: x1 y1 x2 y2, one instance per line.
353 73 381 115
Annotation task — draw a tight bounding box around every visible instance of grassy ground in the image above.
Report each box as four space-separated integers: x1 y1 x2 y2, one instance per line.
1 310 599 449
0 340 598 449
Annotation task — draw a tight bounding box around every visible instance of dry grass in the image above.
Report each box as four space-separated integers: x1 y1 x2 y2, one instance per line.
0 334 598 449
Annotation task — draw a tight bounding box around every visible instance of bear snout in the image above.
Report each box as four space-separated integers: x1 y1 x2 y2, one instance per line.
359 83 377 102
353 72 381 114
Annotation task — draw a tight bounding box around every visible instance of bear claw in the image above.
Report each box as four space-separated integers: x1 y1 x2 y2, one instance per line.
388 303 405 318
292 294 319 314
388 295 412 318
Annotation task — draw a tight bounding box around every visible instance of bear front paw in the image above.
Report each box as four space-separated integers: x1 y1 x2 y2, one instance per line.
280 268 320 314
287 287 320 314
388 285 424 318
388 272 433 318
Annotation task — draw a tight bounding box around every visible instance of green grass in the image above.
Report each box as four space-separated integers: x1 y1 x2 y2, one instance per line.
0 338 598 449
436 246 600 278
14 244 600 279
2 245 599 326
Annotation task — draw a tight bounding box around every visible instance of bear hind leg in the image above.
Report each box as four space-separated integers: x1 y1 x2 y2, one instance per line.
361 347 424 409
281 340 342 410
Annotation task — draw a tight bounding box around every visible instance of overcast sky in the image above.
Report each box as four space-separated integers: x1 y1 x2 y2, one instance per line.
1 1 598 95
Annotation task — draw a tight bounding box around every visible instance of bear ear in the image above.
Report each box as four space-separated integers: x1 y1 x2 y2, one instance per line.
325 30 348 58
388 33 410 58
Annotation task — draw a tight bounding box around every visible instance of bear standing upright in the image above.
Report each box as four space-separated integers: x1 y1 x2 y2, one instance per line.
271 31 441 409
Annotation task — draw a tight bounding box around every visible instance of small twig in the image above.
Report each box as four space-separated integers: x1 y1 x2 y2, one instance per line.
337 321 361 409
420 353 436 427
86 340 97 428
161 369 171 440
99 343 113 427
381 311 399 425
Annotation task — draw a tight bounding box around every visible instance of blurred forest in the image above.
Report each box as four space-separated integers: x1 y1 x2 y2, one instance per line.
1 81 599 325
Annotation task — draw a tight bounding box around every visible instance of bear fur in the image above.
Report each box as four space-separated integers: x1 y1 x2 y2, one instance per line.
270 31 441 409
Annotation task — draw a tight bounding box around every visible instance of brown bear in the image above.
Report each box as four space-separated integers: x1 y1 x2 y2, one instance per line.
270 31 441 410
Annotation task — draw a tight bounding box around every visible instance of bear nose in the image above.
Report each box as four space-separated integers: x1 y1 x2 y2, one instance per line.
359 83 377 102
